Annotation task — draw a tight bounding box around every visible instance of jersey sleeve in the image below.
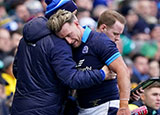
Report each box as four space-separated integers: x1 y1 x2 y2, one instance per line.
92 33 121 66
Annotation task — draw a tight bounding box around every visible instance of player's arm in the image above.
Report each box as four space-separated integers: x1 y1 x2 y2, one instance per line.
109 56 130 106
50 38 111 89
108 56 131 115
95 33 131 107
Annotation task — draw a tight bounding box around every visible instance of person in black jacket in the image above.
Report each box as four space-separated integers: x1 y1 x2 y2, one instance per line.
10 1 112 115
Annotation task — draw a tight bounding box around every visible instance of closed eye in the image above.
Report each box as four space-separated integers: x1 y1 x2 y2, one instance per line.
67 32 73 37
113 32 120 36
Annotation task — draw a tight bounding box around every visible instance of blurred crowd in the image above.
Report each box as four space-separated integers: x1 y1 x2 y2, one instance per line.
0 0 160 114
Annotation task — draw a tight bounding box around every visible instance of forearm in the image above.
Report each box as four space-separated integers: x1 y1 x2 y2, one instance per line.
63 69 104 89
117 68 131 108
53 56 104 89
108 56 131 108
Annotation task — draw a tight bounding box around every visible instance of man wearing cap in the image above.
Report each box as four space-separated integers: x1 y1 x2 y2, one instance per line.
10 0 113 115
47 9 131 115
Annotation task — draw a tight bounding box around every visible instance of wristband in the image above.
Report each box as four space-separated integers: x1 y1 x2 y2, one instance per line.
100 69 105 80
120 98 129 101
120 100 129 108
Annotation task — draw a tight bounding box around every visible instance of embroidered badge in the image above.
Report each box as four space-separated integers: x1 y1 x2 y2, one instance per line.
82 46 89 54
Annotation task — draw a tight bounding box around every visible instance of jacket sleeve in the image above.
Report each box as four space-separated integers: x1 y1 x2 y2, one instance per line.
13 39 22 79
49 37 104 89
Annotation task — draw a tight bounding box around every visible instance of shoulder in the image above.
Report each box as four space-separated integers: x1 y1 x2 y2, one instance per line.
89 31 115 46
42 34 69 48
47 35 72 54
88 31 117 53
90 31 110 41
34 34 72 58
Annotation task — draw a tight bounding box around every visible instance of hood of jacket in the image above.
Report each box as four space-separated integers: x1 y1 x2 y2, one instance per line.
23 16 51 43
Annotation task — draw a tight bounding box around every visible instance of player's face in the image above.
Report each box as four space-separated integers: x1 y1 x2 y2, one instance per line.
143 87 160 110
104 20 124 42
56 21 82 48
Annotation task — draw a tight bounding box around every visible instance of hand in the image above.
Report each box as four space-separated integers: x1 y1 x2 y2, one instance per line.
101 65 117 80
117 107 131 115
130 87 144 101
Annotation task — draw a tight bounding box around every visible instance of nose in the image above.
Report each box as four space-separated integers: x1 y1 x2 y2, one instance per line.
115 35 120 41
65 37 73 44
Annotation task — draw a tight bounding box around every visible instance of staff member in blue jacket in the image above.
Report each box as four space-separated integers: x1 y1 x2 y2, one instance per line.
48 9 131 115
11 1 112 115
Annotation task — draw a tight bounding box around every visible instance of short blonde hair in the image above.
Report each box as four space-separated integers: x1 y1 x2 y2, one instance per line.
47 9 75 33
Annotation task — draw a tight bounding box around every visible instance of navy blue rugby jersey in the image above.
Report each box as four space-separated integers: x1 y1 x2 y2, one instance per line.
73 26 121 108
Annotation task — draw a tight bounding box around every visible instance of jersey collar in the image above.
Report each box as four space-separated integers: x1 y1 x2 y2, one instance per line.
81 26 91 43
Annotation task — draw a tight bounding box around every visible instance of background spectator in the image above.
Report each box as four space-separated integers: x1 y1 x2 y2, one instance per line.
0 28 12 60
129 81 160 115
148 59 160 78
131 54 150 85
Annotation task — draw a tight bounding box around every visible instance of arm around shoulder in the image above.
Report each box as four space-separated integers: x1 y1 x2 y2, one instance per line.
49 38 104 89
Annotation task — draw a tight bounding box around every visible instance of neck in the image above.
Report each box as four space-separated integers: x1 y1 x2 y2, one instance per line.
79 25 85 38
96 28 101 32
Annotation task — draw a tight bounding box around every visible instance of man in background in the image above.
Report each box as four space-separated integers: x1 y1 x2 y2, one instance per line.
97 10 144 102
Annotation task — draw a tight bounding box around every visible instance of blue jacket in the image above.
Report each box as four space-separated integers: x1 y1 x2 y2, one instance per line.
11 17 104 115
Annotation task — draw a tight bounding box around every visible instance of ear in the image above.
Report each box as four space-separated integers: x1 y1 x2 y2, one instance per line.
73 10 77 15
74 20 79 26
99 24 107 32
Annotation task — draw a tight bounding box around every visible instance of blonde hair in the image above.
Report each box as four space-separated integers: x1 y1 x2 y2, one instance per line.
47 9 75 33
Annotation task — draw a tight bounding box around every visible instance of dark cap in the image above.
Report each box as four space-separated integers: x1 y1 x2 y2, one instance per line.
45 0 77 18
